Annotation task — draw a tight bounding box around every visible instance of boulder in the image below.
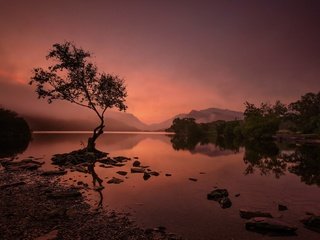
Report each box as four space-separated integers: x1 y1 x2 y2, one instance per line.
219 197 232 209
246 217 297 235
301 215 320 232
133 160 141 167
278 204 288 211
116 171 128 176
114 156 130 162
143 172 151 181
207 189 228 200
149 171 160 176
107 177 124 184
240 209 273 219
131 167 145 173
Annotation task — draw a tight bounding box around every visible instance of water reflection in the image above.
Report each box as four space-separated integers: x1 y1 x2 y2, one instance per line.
6 132 320 240
169 133 320 187
0 133 31 158
88 161 104 208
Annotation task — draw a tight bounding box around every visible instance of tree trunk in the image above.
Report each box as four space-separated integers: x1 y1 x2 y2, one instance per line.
87 118 104 152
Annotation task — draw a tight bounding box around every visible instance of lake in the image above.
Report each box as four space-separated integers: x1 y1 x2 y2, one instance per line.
13 132 320 240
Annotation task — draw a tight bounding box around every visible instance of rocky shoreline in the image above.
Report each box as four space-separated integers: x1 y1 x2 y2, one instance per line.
0 164 180 240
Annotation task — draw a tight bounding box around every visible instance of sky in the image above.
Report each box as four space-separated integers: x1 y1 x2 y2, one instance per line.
0 0 320 124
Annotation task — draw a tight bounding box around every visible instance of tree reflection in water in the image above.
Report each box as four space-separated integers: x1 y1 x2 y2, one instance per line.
88 161 104 208
169 134 320 187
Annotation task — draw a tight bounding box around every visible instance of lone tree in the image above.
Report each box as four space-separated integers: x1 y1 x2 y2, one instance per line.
30 41 127 151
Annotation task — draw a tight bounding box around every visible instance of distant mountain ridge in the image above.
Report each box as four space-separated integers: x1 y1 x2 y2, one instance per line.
147 108 243 131
23 107 243 131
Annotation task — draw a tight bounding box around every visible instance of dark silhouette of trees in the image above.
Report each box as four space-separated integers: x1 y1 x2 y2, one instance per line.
288 92 320 134
30 42 127 151
0 108 31 157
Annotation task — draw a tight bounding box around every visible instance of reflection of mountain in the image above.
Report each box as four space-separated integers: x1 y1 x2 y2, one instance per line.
24 114 141 132
32 133 170 152
23 107 243 131
190 144 242 157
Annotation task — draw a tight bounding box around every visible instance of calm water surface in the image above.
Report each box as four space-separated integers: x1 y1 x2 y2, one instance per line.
15 133 320 240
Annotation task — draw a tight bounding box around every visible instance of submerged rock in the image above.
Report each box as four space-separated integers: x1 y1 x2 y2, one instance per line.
301 215 320 232
240 209 273 219
133 160 141 167
219 197 232 209
165 173 172 177
278 204 288 211
107 177 124 184
116 171 128 176
149 171 160 176
246 217 297 235
207 188 232 209
189 178 197 182
131 167 145 173
143 172 151 181
114 156 131 162
207 189 228 200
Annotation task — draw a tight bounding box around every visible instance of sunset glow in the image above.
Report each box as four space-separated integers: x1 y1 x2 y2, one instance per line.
1 0 320 124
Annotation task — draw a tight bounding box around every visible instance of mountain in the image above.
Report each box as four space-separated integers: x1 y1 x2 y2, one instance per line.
147 108 243 131
22 107 243 131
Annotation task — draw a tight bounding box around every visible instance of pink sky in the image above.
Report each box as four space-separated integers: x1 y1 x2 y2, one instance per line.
1 0 320 124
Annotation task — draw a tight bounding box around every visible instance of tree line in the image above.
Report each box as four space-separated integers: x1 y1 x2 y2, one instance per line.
167 91 320 142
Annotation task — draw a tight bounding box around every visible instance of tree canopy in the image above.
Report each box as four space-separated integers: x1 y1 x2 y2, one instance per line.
30 41 127 150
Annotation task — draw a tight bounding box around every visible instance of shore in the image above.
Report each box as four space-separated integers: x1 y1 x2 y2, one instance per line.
0 164 179 240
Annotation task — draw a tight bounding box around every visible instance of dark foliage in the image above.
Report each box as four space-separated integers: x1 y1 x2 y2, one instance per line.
0 108 31 158
30 41 127 151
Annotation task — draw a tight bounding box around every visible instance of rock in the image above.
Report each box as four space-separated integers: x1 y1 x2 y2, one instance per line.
199 172 206 174
72 166 88 173
207 189 228 200
99 164 113 168
278 204 288 211
114 156 130 162
246 217 297 235
219 197 232 209
133 160 141 167
113 163 125 167
133 157 139 159
131 167 145 173
77 181 84 185
20 159 44 165
107 177 124 184
116 171 128 176
35 230 59 240
149 171 160 176
189 178 197 182
143 172 151 181
40 170 67 176
240 209 273 219
235 193 240 197
301 215 320 232
47 190 82 199
165 173 172 177
5 162 41 171
0 181 26 189
98 158 117 165
94 186 105 191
